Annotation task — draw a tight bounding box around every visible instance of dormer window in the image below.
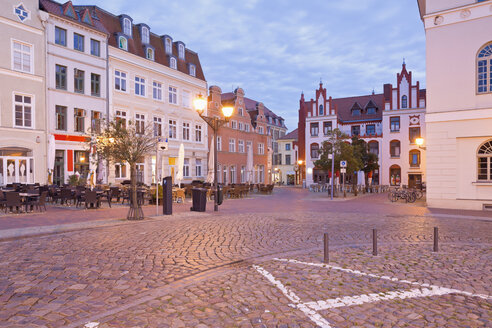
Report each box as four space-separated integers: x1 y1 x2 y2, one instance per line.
189 64 196 77
123 18 132 36
170 57 177 69
141 26 149 44
352 108 361 116
119 36 128 51
367 107 376 115
178 43 185 59
164 37 172 54
146 47 154 61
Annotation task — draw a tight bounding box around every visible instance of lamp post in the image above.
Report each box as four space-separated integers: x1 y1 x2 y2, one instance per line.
194 94 233 211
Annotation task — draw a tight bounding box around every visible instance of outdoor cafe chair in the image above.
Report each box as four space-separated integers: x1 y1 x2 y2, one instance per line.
31 191 48 212
84 190 99 209
5 192 22 213
0 191 6 211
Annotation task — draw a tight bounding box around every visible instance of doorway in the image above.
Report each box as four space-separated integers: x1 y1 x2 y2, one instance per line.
408 174 422 189
54 150 65 186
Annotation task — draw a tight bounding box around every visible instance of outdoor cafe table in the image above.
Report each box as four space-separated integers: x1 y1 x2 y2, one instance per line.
19 192 39 212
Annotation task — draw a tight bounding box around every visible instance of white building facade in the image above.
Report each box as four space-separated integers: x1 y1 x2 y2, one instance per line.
41 0 108 185
0 0 47 186
301 65 426 188
276 129 298 185
418 0 492 210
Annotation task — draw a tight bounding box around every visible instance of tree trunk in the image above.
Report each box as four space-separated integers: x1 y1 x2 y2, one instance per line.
127 162 144 220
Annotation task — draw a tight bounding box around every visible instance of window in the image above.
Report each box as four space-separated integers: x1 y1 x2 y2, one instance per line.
258 126 264 134
478 140 492 181
258 143 265 155
352 108 361 116
258 165 265 183
195 125 202 142
245 124 250 132
477 43 492 93
55 27 67 46
409 127 421 144
169 119 177 139
151 81 162 100
238 122 244 130
135 113 145 134
390 165 401 186
74 108 85 132
141 26 149 44
319 104 324 115
74 33 84 52
136 162 144 183
238 140 244 153
14 94 32 128
390 140 401 158
116 110 127 128
183 158 190 177
123 18 132 36
323 121 332 135
115 70 127 91
178 43 185 59
351 125 360 136
230 166 236 184
189 64 196 77
146 48 154 61
170 57 177 69
217 136 222 151
12 40 32 73
195 159 202 177
168 86 177 104
231 121 237 129
182 122 190 140
135 76 145 96
390 116 400 132
165 38 172 54
368 141 379 155
119 36 128 50
229 139 236 152
310 123 319 136
401 95 408 108
367 107 376 115
241 166 246 183
91 111 101 134
90 39 100 56
182 90 191 108
115 163 127 178
310 143 319 159
55 105 66 131
238 107 244 116
74 151 89 178
153 117 162 136
409 150 421 168
55 65 67 90
91 73 100 97
286 143 291 151
74 69 84 94
222 165 227 184
366 124 376 136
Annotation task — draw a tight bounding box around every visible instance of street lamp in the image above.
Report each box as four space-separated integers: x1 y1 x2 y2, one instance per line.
416 137 426 150
297 159 303 187
194 94 233 211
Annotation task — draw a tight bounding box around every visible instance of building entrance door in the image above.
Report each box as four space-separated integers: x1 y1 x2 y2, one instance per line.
408 174 422 189
54 150 65 186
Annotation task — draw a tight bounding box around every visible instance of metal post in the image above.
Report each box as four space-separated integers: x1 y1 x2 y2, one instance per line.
372 229 378 256
343 172 346 198
214 120 219 211
330 151 334 200
433 227 438 252
323 233 329 263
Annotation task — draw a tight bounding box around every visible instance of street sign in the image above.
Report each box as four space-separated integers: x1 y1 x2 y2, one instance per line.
157 137 168 151
341 168 346 174
340 160 347 168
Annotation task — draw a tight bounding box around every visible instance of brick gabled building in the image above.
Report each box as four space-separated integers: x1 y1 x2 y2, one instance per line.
208 86 270 184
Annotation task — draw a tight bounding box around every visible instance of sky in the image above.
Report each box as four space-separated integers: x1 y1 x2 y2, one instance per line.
73 0 426 131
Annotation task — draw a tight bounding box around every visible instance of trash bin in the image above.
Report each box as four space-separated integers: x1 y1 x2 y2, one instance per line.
190 188 207 212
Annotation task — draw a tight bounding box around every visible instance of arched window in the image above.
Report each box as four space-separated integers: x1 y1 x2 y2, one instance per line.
478 140 492 181
409 149 421 167
368 141 379 155
146 48 154 61
119 36 127 51
319 104 324 115
477 43 492 93
310 143 319 159
170 57 177 69
141 26 149 44
401 95 408 108
389 165 401 186
178 44 185 59
123 18 132 36
390 140 400 158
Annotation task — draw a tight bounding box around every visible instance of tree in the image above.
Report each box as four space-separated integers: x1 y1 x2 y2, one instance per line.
351 137 379 184
91 118 156 220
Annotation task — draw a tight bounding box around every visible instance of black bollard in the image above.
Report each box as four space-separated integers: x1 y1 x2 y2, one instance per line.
323 233 329 263
372 229 378 256
433 227 439 252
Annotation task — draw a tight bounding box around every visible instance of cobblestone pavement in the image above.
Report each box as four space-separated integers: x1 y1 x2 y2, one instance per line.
0 187 491 327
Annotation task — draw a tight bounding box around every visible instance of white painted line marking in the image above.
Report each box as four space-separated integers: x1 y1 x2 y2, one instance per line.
84 323 99 328
253 265 333 328
274 258 492 301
